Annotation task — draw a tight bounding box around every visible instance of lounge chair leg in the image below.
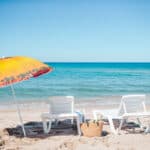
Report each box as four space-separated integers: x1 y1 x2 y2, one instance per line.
42 118 52 134
145 126 150 133
107 116 117 134
118 119 124 134
76 116 81 135
93 111 98 121
137 118 144 130
71 118 74 124
55 119 59 126
145 121 150 133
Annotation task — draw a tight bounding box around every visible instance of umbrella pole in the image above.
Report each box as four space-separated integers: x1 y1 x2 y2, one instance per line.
10 85 26 137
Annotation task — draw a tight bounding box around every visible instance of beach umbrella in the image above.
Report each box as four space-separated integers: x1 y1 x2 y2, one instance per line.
0 56 53 136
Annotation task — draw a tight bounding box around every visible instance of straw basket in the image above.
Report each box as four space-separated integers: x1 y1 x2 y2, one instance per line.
80 121 103 137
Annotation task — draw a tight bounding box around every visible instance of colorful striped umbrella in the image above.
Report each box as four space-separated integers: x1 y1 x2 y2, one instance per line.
0 56 52 87
0 56 53 136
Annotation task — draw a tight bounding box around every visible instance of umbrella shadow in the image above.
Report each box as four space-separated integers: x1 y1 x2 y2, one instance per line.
5 120 80 138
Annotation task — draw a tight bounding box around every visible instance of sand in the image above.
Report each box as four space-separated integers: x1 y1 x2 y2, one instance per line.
0 101 150 150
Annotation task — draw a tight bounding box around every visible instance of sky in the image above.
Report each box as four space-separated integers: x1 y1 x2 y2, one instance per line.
0 0 150 62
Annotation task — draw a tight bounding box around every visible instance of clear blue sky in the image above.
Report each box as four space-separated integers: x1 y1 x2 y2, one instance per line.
0 0 150 62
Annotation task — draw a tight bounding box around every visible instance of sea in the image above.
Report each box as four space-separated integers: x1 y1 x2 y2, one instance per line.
1 62 150 104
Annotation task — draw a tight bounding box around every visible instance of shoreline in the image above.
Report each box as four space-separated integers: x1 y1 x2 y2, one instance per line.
0 94 150 109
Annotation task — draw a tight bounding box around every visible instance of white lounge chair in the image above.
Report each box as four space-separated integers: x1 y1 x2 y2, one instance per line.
41 96 81 135
93 94 150 134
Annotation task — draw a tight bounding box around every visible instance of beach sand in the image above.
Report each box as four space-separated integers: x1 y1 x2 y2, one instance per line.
0 100 150 150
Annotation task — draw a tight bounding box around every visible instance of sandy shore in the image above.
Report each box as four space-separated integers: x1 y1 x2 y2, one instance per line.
0 100 150 150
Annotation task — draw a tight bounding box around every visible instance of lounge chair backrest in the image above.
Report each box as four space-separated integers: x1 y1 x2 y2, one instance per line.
118 95 146 116
49 96 74 115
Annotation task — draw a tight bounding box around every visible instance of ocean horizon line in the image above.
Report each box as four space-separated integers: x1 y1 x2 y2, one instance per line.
44 61 150 63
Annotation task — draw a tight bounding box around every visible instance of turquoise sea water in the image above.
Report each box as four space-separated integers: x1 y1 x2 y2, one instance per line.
0 62 150 102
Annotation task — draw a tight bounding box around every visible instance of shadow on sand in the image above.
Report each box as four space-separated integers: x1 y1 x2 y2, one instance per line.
5 120 109 138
